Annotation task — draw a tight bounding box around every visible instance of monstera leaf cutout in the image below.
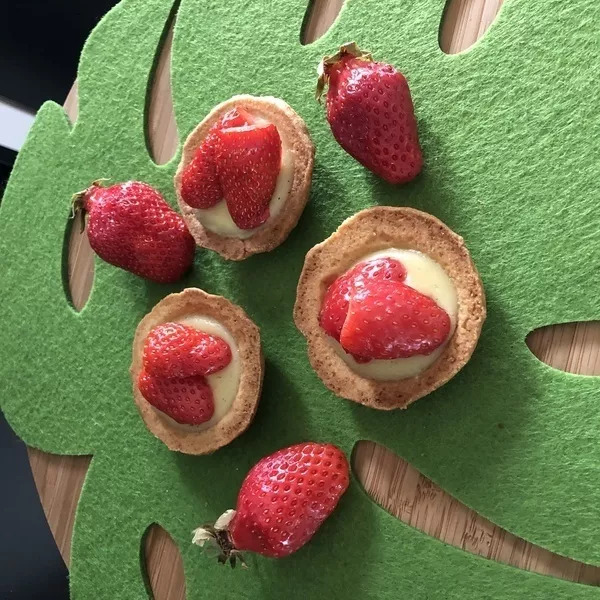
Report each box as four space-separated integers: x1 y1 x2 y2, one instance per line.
1 0 600 597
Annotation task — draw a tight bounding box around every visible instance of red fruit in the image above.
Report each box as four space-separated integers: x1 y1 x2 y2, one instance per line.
215 123 281 229
143 322 232 379
339 281 451 360
75 181 195 283
219 107 254 129
138 369 214 425
180 134 222 209
192 443 349 563
180 108 254 209
317 42 423 184
319 257 407 341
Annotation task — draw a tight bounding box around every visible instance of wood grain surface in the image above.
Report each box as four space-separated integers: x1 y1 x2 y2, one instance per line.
26 1 600 598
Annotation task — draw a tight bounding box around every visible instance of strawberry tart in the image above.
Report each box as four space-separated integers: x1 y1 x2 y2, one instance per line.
175 95 314 260
130 288 263 453
294 207 485 409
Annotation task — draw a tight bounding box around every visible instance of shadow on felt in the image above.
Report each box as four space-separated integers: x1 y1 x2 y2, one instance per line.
171 357 313 516
255 482 375 600
367 119 464 229
346 293 539 499
223 164 335 328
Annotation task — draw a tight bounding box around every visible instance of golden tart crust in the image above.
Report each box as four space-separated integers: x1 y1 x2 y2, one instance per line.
131 288 263 453
294 207 486 410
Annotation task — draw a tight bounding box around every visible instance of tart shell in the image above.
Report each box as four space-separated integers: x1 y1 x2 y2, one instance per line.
293 207 486 410
131 288 264 453
175 95 314 260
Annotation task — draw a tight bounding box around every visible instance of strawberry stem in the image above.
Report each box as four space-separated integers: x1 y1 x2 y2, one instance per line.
192 509 247 569
70 179 109 231
316 41 373 102
194 526 247 568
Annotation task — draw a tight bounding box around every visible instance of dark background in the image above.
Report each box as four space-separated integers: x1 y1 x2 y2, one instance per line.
0 0 118 196
1 2 118 597
0 1 117 110
0 414 71 599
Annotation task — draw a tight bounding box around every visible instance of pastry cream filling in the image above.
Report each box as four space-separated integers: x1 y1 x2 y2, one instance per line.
332 249 458 382
158 315 241 431
193 116 294 239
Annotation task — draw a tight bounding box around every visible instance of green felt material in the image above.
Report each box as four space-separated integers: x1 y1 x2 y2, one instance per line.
1 0 600 597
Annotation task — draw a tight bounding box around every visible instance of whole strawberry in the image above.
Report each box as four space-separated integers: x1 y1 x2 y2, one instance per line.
192 442 349 565
74 180 195 283
215 123 281 229
317 42 423 184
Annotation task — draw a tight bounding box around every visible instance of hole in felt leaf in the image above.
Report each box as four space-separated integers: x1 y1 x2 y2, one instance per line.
62 208 94 312
142 524 186 600
300 0 345 45
439 0 504 54
64 82 79 125
526 322 600 375
27 449 91 567
145 3 180 165
352 441 600 586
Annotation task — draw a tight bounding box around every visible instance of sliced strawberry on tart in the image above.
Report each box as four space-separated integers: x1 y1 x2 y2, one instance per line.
131 288 263 454
294 207 486 410
175 96 314 260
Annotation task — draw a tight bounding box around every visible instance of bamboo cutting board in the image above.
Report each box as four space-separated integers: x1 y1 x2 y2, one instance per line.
25 1 600 597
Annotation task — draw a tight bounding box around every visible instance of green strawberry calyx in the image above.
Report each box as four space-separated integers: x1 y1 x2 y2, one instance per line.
316 41 373 102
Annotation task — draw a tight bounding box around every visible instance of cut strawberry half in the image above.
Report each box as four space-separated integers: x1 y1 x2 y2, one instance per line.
180 108 255 209
339 280 451 361
319 257 407 341
220 107 254 129
215 123 282 229
143 322 232 379
138 369 215 426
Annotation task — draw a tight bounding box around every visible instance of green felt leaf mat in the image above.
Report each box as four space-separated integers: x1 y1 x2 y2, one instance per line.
1 0 600 597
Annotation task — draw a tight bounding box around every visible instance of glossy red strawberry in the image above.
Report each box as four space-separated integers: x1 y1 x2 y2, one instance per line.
339 280 451 360
74 181 195 283
143 322 232 379
180 108 254 209
317 42 423 184
192 442 349 564
180 135 221 209
320 257 407 341
215 123 281 229
138 369 214 425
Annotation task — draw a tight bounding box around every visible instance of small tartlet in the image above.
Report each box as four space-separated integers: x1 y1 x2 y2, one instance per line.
131 288 263 453
294 207 486 410
175 95 314 261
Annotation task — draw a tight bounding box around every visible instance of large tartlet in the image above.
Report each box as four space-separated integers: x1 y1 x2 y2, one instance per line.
294 207 486 410
175 95 314 261
131 288 263 453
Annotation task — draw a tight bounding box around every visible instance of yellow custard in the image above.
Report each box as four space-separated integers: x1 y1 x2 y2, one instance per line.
332 249 458 381
192 117 294 239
